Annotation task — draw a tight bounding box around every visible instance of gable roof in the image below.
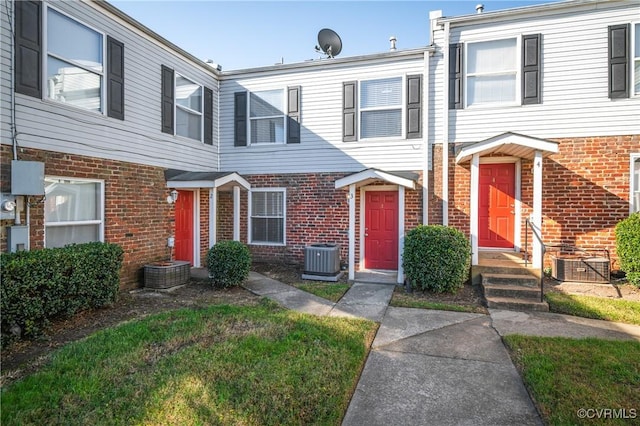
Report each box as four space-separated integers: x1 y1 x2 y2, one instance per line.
335 168 418 189
455 132 559 164
165 170 251 191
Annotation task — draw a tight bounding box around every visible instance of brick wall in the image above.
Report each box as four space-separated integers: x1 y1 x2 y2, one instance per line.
1 145 174 289
216 172 425 269
433 135 638 268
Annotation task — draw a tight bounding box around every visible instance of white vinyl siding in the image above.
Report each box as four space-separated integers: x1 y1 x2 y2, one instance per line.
249 189 286 245
219 55 427 174
44 177 104 248
46 7 104 113
250 89 285 144
632 154 640 213
466 38 517 107
175 73 203 141
431 3 640 144
1 1 219 171
360 77 402 138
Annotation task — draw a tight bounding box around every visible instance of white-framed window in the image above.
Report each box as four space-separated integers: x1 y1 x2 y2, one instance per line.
634 23 640 95
44 177 105 248
249 189 286 245
632 154 640 213
466 37 518 107
250 89 285 144
360 77 403 138
45 6 104 112
175 73 203 141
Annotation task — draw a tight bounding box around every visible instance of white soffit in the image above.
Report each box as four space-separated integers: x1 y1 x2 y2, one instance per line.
335 168 416 189
455 132 559 164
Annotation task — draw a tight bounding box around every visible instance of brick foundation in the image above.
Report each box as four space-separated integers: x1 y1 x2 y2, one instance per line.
1 145 174 289
433 135 638 268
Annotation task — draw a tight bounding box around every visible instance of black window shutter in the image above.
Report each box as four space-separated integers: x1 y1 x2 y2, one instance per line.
287 86 301 144
406 75 422 139
343 81 357 142
15 0 42 98
234 91 247 146
203 87 213 145
107 36 125 120
522 34 541 105
161 65 174 134
608 24 630 99
449 43 463 109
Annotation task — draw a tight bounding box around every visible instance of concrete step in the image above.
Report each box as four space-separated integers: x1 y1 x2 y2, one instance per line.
482 283 541 300
481 273 539 287
485 296 549 312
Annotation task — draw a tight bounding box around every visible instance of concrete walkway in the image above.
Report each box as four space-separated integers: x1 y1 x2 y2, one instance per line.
241 271 640 425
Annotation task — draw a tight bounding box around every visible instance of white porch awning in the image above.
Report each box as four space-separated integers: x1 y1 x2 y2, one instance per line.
335 168 418 189
455 132 559 164
165 170 251 191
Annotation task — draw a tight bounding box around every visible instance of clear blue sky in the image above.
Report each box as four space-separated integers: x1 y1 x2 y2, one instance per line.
109 0 560 70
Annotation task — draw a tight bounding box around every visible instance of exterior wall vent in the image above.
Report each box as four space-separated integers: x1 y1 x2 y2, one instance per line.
304 243 341 276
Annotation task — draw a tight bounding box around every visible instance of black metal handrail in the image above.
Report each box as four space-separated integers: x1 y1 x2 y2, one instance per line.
524 218 546 303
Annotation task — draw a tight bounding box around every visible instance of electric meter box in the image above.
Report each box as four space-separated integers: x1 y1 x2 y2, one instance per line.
11 160 45 195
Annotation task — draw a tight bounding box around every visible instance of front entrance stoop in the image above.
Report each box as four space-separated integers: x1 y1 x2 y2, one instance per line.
481 269 549 312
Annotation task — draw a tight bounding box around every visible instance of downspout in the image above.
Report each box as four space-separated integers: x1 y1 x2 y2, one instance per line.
422 50 429 225
442 21 450 226
8 0 17 160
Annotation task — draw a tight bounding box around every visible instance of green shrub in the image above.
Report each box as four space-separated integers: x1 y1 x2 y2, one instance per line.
402 225 471 293
0 242 123 346
207 240 251 288
615 213 640 287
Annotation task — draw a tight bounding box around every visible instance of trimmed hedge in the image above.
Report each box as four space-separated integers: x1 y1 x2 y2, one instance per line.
403 225 471 293
207 240 251 288
1 242 123 346
615 213 640 287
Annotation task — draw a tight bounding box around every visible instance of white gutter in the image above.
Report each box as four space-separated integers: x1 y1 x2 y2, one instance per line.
422 50 429 225
442 21 450 226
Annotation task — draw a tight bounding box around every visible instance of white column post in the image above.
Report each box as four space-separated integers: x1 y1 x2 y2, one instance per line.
532 151 543 269
209 188 217 247
470 154 480 266
397 186 405 284
348 184 356 281
233 186 240 241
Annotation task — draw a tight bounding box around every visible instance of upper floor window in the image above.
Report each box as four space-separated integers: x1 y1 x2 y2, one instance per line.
46 8 103 112
250 90 285 144
14 2 124 119
234 87 300 146
342 75 422 142
249 189 286 245
632 154 640 213
449 34 540 109
161 66 213 144
466 38 517 106
360 77 402 138
175 74 203 141
634 23 640 95
44 177 104 248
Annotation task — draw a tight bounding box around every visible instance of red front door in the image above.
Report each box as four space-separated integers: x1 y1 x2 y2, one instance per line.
479 163 515 248
364 191 398 270
174 190 194 265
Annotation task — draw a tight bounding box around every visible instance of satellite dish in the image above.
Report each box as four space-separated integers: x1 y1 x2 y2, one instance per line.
315 28 342 58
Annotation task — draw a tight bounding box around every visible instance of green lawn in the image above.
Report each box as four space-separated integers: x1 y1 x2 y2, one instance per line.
546 292 640 325
292 282 351 303
1 299 377 425
505 335 640 426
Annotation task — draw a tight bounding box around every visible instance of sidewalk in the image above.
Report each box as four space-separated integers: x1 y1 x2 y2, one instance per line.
241 271 640 425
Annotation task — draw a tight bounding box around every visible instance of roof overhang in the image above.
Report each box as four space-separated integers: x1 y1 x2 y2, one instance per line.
165 170 251 191
335 168 418 189
455 132 559 164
